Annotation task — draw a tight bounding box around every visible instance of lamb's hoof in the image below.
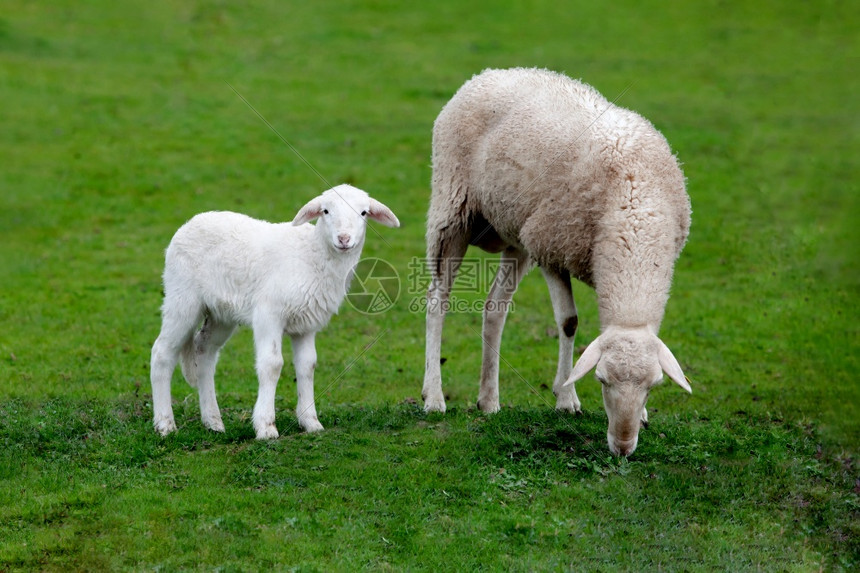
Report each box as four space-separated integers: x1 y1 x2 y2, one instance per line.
202 415 225 433
254 424 279 440
423 394 447 414
476 397 500 414
300 417 324 433
154 417 176 436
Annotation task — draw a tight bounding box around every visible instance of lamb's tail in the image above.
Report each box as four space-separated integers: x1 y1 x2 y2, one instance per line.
179 335 198 388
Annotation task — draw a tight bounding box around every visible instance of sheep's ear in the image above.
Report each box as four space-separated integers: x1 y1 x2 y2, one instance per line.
292 198 324 226
367 198 400 228
564 336 602 386
657 339 691 394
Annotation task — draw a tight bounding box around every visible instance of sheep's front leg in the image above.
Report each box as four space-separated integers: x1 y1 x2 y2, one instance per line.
541 267 581 413
291 332 323 433
477 248 529 412
252 319 285 440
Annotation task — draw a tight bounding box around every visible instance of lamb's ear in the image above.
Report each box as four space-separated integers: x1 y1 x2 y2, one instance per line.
564 336 602 386
657 339 692 394
292 198 324 226
367 198 400 228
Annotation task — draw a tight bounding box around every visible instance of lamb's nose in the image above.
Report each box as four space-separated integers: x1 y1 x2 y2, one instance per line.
337 234 351 248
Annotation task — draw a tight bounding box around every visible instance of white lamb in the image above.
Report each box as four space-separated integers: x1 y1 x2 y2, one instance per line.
150 184 399 439
423 68 692 456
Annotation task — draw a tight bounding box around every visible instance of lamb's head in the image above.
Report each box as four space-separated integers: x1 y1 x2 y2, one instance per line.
565 326 691 457
292 184 400 253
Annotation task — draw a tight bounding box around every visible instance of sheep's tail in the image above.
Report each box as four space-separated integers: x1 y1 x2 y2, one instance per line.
179 335 198 389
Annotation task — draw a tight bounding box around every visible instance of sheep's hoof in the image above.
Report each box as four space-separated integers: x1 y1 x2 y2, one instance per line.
423 396 447 414
555 400 582 415
476 397 500 414
154 418 176 436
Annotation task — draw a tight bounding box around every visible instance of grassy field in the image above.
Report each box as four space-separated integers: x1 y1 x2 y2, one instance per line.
1 0 857 570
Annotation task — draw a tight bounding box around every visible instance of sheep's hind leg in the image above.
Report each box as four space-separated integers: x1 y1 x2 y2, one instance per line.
292 332 323 433
251 317 285 440
541 267 581 414
477 248 529 413
187 317 236 433
423 233 469 413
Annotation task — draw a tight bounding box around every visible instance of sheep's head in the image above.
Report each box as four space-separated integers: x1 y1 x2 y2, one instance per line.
565 326 691 456
292 184 400 252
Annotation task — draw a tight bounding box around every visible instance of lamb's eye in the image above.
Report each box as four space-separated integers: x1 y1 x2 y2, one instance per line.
361 210 367 216
323 209 329 215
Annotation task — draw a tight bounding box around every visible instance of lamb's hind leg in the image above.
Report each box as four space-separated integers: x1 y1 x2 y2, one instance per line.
183 317 236 432
541 267 581 413
150 301 203 436
422 230 469 413
477 248 529 412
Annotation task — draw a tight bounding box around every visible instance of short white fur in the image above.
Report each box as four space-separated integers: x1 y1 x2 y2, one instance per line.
150 184 399 439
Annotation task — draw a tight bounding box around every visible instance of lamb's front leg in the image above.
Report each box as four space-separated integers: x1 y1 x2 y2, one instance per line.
291 332 323 432
541 267 582 414
252 319 285 440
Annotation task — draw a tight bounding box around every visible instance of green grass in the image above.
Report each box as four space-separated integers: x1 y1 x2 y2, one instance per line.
1 398 856 570
1 0 857 570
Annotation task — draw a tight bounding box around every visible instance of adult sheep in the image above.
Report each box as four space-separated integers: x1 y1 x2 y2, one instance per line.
422 68 692 456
